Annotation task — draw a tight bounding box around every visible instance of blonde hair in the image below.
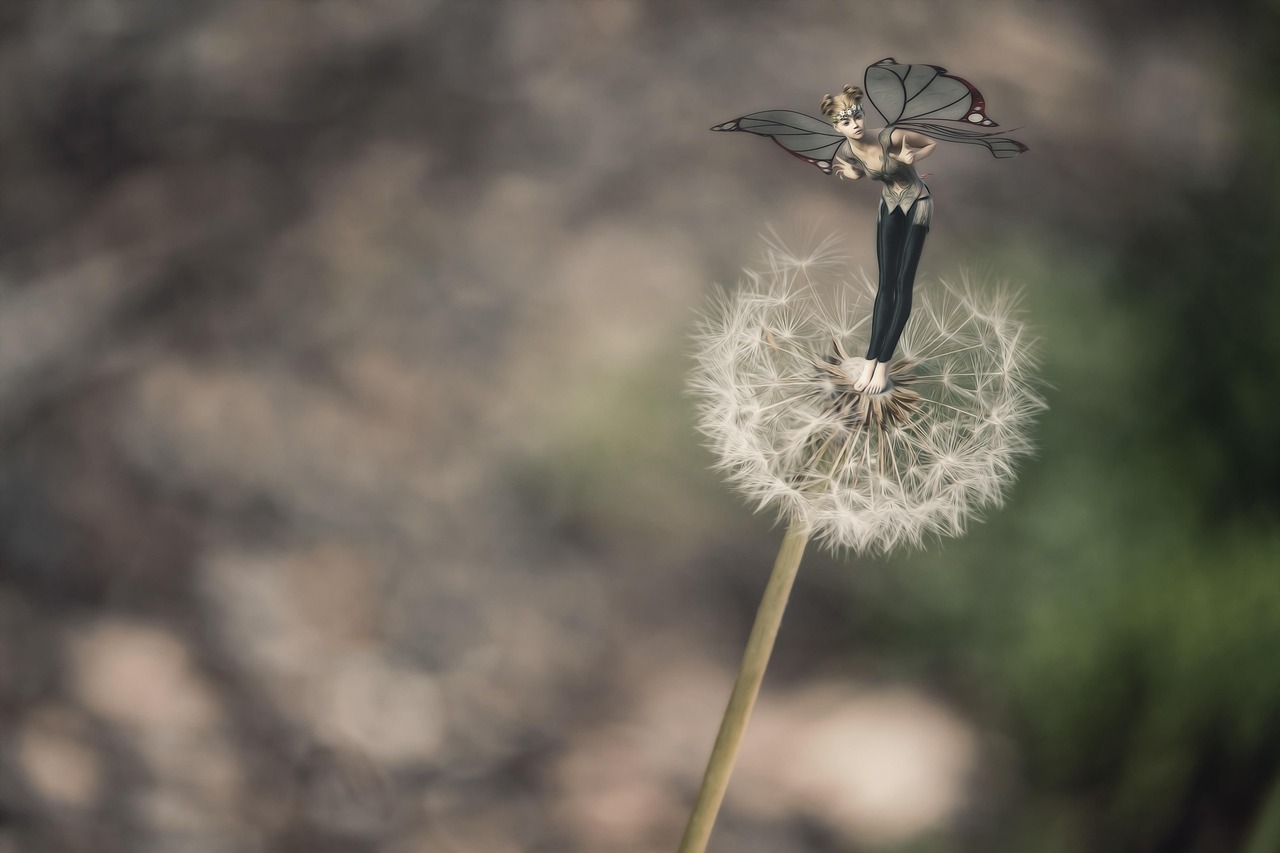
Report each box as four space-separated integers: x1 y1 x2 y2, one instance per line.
820 84 864 118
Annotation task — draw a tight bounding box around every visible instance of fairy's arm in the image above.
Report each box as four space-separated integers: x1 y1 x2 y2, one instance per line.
890 129 936 165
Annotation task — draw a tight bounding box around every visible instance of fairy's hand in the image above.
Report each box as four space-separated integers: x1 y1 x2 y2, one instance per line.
891 143 916 165
834 157 861 181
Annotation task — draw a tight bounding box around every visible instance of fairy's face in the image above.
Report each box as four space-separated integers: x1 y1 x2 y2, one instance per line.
832 104 865 141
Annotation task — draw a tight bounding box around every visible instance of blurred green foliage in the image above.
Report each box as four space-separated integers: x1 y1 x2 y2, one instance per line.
861 7 1280 852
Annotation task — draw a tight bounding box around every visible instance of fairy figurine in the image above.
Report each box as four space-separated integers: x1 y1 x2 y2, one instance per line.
713 58 1027 394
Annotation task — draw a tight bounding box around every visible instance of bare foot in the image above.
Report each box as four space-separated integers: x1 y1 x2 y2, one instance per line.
865 361 892 395
853 358 877 392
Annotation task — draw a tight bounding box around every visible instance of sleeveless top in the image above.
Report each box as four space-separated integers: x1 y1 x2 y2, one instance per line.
840 128 932 226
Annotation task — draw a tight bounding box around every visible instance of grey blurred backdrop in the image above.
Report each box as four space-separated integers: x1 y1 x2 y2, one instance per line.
1 2 1278 852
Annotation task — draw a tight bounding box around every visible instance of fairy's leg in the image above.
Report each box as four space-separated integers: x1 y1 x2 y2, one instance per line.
865 202 907 363
875 212 929 364
857 201 892 391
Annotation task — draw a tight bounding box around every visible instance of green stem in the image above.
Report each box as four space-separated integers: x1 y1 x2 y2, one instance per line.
677 521 810 853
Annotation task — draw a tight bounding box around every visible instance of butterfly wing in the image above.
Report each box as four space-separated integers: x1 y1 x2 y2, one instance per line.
864 58 1028 158
712 110 846 175
886 121 1028 158
865 58 1000 126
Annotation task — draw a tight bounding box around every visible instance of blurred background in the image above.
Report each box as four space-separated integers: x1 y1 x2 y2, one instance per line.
0 1 1278 851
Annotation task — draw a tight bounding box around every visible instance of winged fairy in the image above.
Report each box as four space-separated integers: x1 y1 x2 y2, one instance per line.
713 58 1027 394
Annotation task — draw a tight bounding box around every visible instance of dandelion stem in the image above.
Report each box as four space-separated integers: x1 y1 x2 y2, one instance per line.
677 521 810 853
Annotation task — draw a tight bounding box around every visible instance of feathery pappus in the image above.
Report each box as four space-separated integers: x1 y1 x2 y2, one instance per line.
690 239 1044 554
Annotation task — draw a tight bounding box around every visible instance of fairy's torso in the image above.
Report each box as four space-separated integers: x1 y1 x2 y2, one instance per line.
840 128 930 216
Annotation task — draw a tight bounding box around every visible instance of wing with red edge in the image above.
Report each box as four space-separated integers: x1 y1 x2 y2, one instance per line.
711 110 845 175
865 58 1001 126
864 58 1028 158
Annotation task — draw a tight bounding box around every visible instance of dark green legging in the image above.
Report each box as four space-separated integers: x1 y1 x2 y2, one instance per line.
866 199 929 363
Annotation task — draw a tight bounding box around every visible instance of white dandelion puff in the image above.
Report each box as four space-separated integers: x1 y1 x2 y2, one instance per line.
690 242 1045 554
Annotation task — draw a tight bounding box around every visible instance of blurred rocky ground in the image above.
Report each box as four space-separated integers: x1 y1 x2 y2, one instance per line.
0 2 1274 852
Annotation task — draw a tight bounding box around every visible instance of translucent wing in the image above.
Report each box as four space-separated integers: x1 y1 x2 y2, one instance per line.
864 58 1028 158
711 110 846 175
864 58 1000 126
885 121 1028 158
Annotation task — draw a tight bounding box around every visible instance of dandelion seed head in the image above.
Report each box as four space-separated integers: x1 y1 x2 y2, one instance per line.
690 241 1045 554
